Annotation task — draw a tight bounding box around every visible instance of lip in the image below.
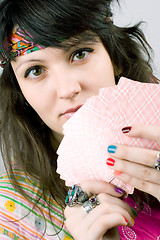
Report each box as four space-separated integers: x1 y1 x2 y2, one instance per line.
63 105 83 115
61 105 83 119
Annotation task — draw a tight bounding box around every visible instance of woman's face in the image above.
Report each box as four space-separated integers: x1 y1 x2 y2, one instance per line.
11 40 115 140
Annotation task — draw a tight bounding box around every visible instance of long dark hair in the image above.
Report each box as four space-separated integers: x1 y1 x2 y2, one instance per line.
0 0 158 229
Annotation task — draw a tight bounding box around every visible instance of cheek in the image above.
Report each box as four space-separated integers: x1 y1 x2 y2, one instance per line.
92 62 115 87
19 84 47 114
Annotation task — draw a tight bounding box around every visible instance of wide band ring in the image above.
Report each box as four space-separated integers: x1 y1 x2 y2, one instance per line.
154 152 160 171
65 185 89 207
82 195 100 214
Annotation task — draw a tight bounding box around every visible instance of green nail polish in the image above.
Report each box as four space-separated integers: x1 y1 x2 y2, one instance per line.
132 208 138 217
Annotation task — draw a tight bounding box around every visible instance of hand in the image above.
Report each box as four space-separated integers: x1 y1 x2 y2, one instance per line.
64 180 136 240
107 124 160 201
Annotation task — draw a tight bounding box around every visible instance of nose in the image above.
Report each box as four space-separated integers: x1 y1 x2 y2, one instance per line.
54 67 81 99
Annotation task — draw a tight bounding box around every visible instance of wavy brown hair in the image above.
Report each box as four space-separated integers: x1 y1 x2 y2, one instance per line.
0 0 159 234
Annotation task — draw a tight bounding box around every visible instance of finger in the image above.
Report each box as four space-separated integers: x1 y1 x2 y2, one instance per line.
68 212 128 240
64 181 125 220
107 144 159 168
89 213 128 240
97 193 136 219
79 180 125 198
107 157 160 184
64 192 131 219
122 124 160 143
113 172 160 201
85 201 134 227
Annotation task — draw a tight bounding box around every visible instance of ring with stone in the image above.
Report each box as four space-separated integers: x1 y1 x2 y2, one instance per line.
82 195 100 214
154 152 160 171
65 185 89 207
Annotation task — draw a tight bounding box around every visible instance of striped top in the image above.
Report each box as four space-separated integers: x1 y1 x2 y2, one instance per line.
0 170 73 240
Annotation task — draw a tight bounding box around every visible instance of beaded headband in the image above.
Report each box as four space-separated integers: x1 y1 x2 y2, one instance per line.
0 27 45 68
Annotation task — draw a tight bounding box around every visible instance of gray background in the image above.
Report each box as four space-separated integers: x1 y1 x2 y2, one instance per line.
113 0 160 78
0 0 160 173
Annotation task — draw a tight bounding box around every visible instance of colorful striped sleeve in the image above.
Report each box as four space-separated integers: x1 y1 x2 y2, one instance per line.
0 170 73 240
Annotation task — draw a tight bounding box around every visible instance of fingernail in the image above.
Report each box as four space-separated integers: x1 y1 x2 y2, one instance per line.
132 208 138 218
156 153 160 163
106 158 115 166
124 218 128 224
115 186 124 194
114 170 122 176
107 145 117 153
131 218 135 225
122 126 132 133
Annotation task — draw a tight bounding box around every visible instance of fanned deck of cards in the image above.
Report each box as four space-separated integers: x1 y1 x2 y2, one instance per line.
57 77 160 194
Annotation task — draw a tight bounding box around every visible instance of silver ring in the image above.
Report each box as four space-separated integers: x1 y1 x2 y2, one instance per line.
154 152 160 171
82 195 100 214
65 185 89 207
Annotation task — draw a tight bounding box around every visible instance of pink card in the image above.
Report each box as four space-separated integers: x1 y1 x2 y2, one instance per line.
57 77 160 194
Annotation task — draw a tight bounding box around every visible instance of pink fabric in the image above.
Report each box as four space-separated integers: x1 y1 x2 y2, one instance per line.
118 196 160 239
57 77 160 194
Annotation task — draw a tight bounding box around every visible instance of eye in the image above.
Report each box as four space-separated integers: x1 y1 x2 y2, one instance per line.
24 65 45 79
72 48 94 62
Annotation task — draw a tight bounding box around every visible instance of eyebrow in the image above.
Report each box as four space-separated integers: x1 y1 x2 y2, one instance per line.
14 59 46 71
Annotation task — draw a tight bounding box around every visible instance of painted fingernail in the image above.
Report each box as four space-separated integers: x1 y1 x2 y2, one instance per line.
157 153 160 163
131 218 135 225
132 208 138 218
107 145 117 153
122 126 132 133
115 186 124 194
106 158 115 166
124 218 128 224
114 170 122 176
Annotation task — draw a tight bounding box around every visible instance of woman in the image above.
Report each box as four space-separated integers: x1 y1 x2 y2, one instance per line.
0 0 159 239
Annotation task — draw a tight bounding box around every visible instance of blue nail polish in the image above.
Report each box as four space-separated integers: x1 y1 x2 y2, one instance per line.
107 145 117 153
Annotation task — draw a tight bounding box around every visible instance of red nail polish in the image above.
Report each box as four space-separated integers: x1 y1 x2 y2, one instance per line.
106 158 115 166
122 126 132 133
124 218 128 223
114 170 122 176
